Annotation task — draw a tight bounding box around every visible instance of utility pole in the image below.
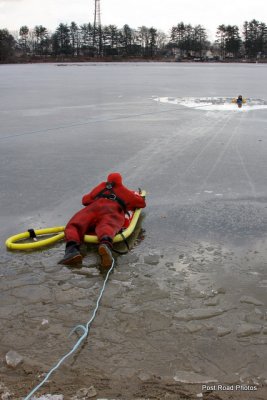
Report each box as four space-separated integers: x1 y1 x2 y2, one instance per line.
93 0 102 56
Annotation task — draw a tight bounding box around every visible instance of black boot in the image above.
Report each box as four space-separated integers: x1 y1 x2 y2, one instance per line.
58 241 82 265
98 236 113 269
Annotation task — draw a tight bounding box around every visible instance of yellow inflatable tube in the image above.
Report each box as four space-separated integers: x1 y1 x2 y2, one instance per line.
5 191 146 251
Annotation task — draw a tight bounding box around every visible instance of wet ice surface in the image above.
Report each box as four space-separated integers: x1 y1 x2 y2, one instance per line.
1 63 267 398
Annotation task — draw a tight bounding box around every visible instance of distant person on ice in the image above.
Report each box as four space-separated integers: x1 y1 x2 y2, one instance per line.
236 95 245 108
58 172 146 269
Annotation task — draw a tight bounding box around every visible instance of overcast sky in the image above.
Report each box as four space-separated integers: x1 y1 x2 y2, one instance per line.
0 0 266 39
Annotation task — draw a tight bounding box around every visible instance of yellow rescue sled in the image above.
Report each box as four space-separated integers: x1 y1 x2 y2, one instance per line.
5 191 146 251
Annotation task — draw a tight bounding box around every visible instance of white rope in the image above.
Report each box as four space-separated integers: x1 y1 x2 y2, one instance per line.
24 258 115 400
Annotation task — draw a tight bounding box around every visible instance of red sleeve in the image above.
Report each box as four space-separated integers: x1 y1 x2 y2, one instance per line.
122 190 146 211
131 192 146 209
82 182 106 206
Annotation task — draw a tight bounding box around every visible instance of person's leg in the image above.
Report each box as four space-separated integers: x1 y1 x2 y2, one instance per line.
95 210 125 241
58 240 83 265
95 211 125 269
59 207 97 265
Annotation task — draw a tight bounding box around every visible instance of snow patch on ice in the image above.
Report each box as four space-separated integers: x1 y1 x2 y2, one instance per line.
154 96 267 112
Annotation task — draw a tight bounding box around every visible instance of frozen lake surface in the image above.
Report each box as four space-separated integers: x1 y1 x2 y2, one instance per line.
1 63 267 398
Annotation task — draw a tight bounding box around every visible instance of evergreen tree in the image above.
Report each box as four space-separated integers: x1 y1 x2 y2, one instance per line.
52 23 71 55
0 29 16 61
33 25 49 55
148 27 157 57
80 23 94 54
225 25 241 57
121 24 133 55
170 22 208 57
216 24 226 59
69 22 79 56
19 25 29 54
243 19 267 58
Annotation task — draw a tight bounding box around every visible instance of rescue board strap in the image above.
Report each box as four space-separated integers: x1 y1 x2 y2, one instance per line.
111 231 130 255
28 229 37 241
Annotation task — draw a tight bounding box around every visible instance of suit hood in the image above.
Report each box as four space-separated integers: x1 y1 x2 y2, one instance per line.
107 172 123 186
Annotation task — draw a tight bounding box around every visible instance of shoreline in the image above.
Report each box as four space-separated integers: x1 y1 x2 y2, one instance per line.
1 57 267 65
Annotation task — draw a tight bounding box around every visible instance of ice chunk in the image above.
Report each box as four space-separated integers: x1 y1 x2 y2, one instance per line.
240 296 263 306
236 323 262 337
175 308 224 321
5 350 23 368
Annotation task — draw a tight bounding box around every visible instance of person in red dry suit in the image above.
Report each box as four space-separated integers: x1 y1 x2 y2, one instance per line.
58 172 146 269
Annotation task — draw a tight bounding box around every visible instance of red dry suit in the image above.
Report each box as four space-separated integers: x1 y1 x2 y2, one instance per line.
64 173 146 244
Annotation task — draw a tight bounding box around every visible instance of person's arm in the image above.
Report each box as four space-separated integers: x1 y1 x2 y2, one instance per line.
82 182 105 206
127 191 146 210
82 191 94 206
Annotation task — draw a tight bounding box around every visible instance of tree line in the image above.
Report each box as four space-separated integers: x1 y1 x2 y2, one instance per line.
0 19 267 62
